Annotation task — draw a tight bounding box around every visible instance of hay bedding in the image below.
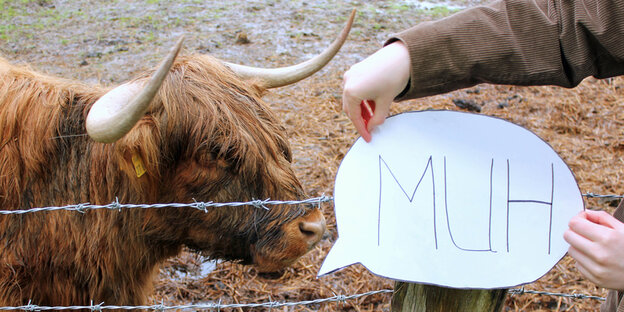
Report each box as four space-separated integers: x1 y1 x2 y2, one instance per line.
153 75 624 311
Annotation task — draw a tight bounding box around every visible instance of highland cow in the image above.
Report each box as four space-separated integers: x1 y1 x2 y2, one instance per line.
0 12 354 307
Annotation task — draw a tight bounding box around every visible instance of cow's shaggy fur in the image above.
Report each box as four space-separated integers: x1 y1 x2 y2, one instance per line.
0 55 321 306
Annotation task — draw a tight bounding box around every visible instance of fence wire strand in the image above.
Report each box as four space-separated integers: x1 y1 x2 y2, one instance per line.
0 288 606 311
0 193 618 310
0 196 333 215
0 290 394 311
582 193 624 199
508 287 605 301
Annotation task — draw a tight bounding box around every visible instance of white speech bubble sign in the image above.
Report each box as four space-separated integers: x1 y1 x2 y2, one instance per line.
318 110 584 289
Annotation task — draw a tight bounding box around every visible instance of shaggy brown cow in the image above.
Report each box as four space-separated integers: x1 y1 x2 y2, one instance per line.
0 12 354 307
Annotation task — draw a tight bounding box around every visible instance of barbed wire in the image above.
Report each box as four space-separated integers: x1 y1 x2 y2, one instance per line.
583 193 624 199
508 287 605 301
0 289 393 311
0 196 333 215
0 193 619 215
0 287 606 311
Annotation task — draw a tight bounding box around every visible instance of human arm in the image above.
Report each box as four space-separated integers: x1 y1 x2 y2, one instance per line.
564 210 624 290
343 0 624 140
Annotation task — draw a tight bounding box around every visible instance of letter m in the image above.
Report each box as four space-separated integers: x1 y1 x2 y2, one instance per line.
377 155 437 248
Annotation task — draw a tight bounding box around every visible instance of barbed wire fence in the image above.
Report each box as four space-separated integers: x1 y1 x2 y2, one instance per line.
0 192 618 311
0 288 605 311
0 196 334 215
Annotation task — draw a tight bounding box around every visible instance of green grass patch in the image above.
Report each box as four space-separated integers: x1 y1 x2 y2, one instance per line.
424 5 461 17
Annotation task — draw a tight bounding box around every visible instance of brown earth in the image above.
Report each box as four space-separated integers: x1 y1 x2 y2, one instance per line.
2 0 623 311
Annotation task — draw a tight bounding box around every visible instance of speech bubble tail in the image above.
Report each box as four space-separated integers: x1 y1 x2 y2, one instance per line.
317 240 359 277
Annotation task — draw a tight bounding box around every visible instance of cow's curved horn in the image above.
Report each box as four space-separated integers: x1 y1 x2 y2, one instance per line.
86 36 185 143
224 9 356 89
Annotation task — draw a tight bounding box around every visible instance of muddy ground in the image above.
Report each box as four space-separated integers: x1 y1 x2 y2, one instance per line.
2 0 623 311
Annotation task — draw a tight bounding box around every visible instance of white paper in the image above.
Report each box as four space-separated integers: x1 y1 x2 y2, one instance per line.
318 111 584 289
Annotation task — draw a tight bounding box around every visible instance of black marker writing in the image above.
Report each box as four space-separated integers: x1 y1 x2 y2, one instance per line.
377 155 437 248
506 160 554 254
377 155 555 254
443 157 494 252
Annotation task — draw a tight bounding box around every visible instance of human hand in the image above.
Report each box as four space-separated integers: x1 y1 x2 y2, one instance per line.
564 210 624 290
342 41 410 142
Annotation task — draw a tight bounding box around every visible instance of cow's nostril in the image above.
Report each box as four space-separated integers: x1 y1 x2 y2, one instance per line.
299 221 325 245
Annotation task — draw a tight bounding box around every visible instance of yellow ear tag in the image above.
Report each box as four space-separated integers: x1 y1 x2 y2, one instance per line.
131 152 146 178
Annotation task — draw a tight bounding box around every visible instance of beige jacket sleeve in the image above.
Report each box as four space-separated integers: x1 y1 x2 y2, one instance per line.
390 0 624 100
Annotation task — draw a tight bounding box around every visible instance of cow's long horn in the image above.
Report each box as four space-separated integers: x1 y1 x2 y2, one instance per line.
86 36 185 143
224 9 355 89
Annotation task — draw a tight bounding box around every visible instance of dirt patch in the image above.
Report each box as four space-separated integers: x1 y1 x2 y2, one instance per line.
2 0 622 311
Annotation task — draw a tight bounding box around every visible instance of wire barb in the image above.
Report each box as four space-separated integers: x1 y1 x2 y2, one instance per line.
24 300 35 312
151 300 165 312
192 199 210 213
89 301 104 312
73 203 86 214
108 197 122 212
251 198 270 210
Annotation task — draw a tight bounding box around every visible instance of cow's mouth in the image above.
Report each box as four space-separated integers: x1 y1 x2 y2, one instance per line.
257 270 285 280
250 245 300 272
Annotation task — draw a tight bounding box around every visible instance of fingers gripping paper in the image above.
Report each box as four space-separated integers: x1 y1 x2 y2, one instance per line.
318 111 584 288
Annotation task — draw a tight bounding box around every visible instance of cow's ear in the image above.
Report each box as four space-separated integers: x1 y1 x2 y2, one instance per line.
114 116 161 180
